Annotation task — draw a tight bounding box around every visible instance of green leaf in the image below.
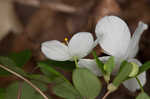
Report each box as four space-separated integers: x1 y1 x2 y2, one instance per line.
92 51 105 74
118 61 128 73
0 56 15 75
112 62 132 87
5 82 48 99
103 56 115 83
0 56 16 67
53 78 82 99
27 74 52 84
30 80 47 91
40 60 75 71
139 61 150 74
136 92 150 99
5 82 18 99
38 62 62 77
0 56 27 76
73 68 101 99
8 50 32 67
104 56 115 74
38 62 68 82
0 88 5 99
0 68 10 76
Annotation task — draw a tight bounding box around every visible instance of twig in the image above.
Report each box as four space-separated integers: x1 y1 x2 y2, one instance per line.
0 64 49 99
102 91 111 99
17 82 23 99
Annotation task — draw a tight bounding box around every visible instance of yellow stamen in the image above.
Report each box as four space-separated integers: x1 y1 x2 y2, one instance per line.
64 37 69 45
65 37 68 42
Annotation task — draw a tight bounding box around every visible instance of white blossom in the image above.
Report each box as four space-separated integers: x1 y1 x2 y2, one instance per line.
78 16 148 92
41 32 96 61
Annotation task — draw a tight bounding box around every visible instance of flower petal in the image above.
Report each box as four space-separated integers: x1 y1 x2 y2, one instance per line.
78 59 101 76
99 56 110 62
123 58 146 92
41 40 71 61
125 21 148 58
123 72 146 92
78 56 125 76
68 32 94 59
78 56 111 76
95 16 131 58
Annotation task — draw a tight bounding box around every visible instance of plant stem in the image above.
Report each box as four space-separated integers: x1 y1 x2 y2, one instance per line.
74 56 79 68
0 64 49 99
102 91 111 99
135 76 144 92
17 82 23 99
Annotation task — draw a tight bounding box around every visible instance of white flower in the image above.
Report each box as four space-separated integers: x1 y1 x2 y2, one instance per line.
78 16 148 92
41 32 96 61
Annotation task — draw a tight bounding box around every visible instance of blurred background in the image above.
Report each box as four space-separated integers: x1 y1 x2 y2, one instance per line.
1 0 150 98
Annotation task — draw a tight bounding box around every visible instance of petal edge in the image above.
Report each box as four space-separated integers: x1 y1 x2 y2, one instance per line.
41 40 71 61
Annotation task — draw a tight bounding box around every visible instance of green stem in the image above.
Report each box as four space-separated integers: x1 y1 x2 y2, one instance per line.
135 77 144 92
104 75 110 84
73 56 78 68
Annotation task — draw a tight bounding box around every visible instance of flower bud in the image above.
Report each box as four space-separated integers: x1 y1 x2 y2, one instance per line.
128 62 139 77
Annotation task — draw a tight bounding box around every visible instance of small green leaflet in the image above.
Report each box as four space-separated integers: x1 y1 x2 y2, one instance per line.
118 61 128 73
92 51 105 74
0 56 27 76
136 92 150 99
8 50 32 67
112 62 132 87
5 82 48 99
53 77 82 99
138 61 150 75
38 62 69 82
103 56 115 83
73 68 101 99
104 56 115 74
27 74 52 84
39 62 82 99
40 60 75 71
